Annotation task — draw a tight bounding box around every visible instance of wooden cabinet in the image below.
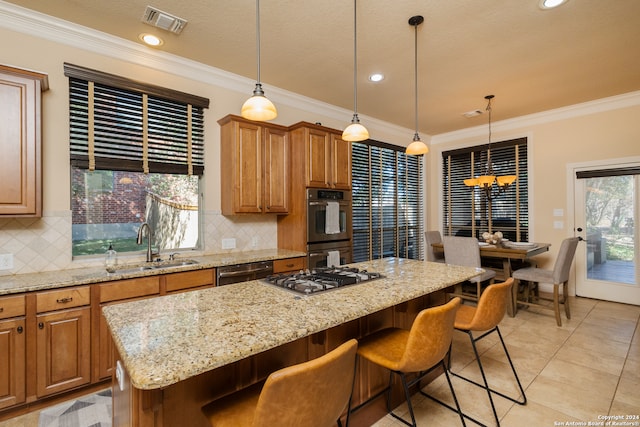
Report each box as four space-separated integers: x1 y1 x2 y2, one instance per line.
219 115 290 214
273 257 306 274
289 123 351 190
35 287 91 397
0 65 48 217
93 277 160 381
162 268 215 294
0 295 26 410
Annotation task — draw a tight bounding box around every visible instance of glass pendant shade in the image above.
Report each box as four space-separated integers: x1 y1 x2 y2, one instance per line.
343 0 369 141
464 178 479 187
342 114 369 141
477 175 497 186
406 134 429 155
497 175 517 186
241 84 277 121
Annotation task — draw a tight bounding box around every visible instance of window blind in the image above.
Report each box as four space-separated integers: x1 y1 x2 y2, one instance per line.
442 138 528 242
65 63 207 175
352 141 424 262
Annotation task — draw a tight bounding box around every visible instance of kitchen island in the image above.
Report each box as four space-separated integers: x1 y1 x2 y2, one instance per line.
103 258 482 427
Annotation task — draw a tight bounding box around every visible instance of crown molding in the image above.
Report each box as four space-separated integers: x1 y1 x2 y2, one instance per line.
432 90 640 145
0 1 412 141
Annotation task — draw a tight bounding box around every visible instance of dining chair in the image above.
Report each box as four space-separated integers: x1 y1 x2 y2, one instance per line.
446 278 526 427
353 298 465 427
425 230 445 262
512 237 579 326
443 236 496 302
201 339 358 427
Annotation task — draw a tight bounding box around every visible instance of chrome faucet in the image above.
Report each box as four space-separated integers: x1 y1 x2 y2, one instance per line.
136 222 156 262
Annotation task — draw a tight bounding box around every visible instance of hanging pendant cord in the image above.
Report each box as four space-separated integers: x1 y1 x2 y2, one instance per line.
256 0 261 84
353 0 358 115
414 20 418 136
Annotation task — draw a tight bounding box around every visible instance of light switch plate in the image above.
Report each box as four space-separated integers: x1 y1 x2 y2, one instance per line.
553 208 564 217
221 238 236 249
553 221 564 229
0 253 13 270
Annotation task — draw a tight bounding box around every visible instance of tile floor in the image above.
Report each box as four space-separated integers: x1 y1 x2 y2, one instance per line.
1 296 639 427
372 296 640 426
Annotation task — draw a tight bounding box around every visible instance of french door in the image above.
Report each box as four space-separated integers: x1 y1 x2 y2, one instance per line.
573 159 640 305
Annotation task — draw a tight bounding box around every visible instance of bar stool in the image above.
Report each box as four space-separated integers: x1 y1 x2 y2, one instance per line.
447 278 526 427
201 339 358 427
354 298 465 427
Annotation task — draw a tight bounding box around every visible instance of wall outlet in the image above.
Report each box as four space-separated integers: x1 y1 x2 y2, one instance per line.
221 238 236 249
0 253 13 270
251 236 258 247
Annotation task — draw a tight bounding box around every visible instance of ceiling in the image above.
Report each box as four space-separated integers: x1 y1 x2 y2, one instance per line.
5 0 640 135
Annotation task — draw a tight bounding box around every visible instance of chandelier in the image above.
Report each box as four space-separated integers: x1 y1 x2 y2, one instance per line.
463 95 516 200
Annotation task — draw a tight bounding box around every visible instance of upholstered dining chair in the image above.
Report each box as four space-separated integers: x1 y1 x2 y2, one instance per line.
354 298 465 427
425 230 445 263
512 237 579 326
443 236 496 302
201 339 358 427
446 278 526 427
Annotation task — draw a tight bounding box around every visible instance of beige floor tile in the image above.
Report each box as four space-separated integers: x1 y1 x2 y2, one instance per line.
525 375 613 420
564 330 630 359
501 400 583 427
609 398 640 417
538 358 619 398
554 342 626 376
614 372 640 408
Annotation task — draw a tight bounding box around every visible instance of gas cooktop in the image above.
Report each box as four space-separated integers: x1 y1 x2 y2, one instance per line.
263 266 383 295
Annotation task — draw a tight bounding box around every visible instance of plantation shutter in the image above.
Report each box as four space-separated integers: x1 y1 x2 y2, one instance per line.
352 141 424 262
65 63 208 175
442 138 528 241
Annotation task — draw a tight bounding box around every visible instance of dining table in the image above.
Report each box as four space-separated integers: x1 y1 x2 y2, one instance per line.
431 240 551 316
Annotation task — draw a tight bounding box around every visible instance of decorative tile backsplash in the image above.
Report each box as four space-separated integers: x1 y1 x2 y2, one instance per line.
0 211 278 276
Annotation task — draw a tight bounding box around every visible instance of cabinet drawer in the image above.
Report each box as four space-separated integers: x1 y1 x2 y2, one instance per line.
36 286 90 313
164 269 214 293
0 294 26 319
273 257 305 273
99 276 160 303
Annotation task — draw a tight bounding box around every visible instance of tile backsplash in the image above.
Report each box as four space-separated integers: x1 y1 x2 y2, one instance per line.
0 211 278 275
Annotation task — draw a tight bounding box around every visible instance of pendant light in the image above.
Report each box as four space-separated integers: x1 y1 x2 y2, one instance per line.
241 0 277 121
405 15 429 156
342 0 369 142
463 95 517 198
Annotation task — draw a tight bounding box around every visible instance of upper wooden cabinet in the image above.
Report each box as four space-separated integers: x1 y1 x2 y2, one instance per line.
219 115 290 214
0 65 48 217
289 123 351 190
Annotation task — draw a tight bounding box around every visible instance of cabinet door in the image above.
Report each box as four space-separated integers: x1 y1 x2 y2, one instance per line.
331 134 352 190
36 307 91 397
0 317 25 410
234 121 263 213
0 67 46 217
263 127 290 213
306 128 331 188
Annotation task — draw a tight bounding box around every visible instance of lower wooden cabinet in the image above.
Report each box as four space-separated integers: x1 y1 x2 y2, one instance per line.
36 306 91 397
273 257 306 273
0 317 26 410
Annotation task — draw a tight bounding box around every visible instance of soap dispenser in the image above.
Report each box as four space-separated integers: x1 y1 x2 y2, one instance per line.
105 243 118 273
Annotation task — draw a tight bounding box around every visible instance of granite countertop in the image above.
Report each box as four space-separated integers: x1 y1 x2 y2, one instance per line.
0 248 306 295
102 257 482 390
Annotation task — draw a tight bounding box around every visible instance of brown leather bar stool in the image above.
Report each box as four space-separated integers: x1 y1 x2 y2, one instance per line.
201 339 358 427
354 298 465 427
447 278 526 427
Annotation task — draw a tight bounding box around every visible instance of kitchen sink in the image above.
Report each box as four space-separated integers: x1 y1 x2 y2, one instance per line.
109 259 199 274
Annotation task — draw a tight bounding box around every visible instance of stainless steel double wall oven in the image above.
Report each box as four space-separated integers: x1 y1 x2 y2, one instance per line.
306 188 353 268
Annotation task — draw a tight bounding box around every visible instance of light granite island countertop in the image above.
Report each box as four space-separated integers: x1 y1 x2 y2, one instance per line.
103 257 483 391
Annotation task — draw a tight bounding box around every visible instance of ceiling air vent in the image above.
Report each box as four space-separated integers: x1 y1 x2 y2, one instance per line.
142 6 187 34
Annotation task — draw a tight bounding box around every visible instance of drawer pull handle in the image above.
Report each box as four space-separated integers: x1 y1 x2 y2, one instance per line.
56 297 73 304
17 326 23 334
0 307 3 313
286 263 294 268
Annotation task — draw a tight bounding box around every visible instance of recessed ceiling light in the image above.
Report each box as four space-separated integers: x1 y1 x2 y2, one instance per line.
369 73 385 82
539 0 568 10
139 33 163 46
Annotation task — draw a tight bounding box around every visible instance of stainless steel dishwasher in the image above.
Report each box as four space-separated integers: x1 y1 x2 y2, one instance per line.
216 260 274 286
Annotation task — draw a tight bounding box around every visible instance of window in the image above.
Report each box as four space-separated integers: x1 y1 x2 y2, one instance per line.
442 138 528 241
352 141 424 262
65 63 209 257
